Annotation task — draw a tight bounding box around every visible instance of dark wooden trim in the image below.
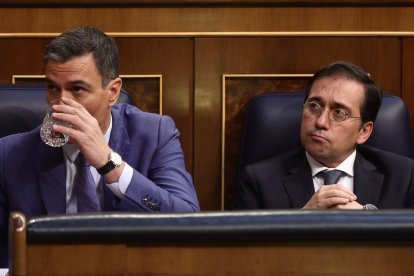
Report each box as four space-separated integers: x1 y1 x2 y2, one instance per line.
11 211 414 274
2 0 414 7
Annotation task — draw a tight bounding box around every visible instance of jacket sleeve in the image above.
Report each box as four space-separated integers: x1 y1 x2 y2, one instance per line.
232 165 263 210
114 115 200 212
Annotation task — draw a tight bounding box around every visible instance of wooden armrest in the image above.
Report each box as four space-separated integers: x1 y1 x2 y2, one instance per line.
9 211 26 276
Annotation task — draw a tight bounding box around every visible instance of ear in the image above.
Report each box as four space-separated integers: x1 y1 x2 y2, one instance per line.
356 121 374 145
107 77 122 107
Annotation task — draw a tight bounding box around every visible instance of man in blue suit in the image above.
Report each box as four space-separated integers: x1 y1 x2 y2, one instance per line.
0 26 199 267
233 61 414 210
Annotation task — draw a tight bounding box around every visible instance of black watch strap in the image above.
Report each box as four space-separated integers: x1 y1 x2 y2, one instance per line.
97 161 117 175
97 151 122 175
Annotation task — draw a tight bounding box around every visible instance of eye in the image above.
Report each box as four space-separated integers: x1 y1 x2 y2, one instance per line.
47 84 59 93
72 86 85 93
308 102 322 112
331 108 348 121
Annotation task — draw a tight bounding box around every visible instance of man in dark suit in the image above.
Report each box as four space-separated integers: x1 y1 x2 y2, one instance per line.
233 61 414 210
0 26 199 267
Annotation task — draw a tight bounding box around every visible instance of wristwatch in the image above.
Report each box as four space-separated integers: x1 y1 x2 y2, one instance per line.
362 204 378 210
97 151 123 175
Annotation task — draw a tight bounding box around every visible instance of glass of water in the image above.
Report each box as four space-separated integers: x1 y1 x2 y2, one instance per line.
40 99 70 147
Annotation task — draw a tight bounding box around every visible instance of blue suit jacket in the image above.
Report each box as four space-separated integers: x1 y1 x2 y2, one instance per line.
0 104 199 266
233 146 414 209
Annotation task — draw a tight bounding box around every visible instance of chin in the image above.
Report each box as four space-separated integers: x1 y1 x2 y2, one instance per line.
307 146 329 159
306 143 326 154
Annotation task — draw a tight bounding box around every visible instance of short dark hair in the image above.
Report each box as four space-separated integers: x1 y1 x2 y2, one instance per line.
44 26 119 87
305 61 383 124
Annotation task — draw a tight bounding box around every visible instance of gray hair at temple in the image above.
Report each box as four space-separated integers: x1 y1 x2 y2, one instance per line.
44 26 120 88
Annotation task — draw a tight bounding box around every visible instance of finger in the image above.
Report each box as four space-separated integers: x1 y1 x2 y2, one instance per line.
326 197 353 206
52 123 79 139
319 184 357 200
52 103 94 131
53 100 86 117
60 97 83 108
332 201 363 209
52 109 86 125
327 189 356 201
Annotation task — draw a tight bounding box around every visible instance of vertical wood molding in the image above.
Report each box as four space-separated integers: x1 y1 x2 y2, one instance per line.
402 38 414 146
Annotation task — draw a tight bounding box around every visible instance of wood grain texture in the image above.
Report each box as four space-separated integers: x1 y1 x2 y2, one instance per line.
24 242 414 275
2 7 414 33
402 38 414 143
27 244 127 274
3 0 414 6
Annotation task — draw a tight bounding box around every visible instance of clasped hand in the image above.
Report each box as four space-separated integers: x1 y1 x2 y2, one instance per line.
302 184 363 209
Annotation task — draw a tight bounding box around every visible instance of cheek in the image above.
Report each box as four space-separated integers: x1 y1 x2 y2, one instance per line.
87 97 111 123
332 127 359 146
300 117 313 134
300 122 316 148
77 98 98 118
87 103 102 119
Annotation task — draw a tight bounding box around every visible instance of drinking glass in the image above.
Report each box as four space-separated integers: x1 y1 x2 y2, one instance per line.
40 99 70 147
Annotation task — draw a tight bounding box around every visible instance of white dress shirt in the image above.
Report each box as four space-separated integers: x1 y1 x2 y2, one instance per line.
306 150 356 192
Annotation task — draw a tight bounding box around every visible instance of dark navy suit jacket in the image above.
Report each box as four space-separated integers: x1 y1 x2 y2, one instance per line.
233 146 414 210
0 104 199 267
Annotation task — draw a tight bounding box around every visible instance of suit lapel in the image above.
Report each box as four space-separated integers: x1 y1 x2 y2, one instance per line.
353 152 384 205
108 106 132 160
103 106 132 210
283 154 315 208
37 145 67 215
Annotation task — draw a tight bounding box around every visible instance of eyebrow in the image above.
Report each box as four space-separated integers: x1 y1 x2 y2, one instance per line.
307 96 353 113
45 78 92 90
70 80 92 89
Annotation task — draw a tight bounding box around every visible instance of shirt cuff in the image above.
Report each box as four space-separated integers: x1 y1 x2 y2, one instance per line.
105 163 134 199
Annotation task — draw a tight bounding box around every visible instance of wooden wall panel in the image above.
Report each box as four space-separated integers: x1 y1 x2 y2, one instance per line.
195 37 401 209
120 77 161 114
0 39 50 83
2 7 414 33
3 0 414 5
125 243 414 275
24 242 414 275
403 38 414 141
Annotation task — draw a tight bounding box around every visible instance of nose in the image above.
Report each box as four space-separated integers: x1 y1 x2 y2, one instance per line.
59 90 75 100
315 109 331 129
48 90 74 104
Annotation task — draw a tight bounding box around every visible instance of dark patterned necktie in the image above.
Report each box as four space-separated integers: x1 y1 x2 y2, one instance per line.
322 169 344 185
75 153 100 212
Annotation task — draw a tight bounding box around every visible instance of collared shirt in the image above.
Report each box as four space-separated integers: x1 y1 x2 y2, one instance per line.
63 115 133 213
306 150 356 192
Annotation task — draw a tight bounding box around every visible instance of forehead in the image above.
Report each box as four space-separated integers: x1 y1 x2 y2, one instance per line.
309 76 365 108
45 54 101 83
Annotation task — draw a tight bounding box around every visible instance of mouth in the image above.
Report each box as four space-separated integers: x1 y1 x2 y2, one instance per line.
310 132 329 143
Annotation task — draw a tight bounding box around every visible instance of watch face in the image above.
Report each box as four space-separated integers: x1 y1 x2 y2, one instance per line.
364 204 378 210
111 152 123 166
97 151 123 175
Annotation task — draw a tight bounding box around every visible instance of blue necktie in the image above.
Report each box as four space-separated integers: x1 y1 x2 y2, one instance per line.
75 153 100 212
322 169 344 185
